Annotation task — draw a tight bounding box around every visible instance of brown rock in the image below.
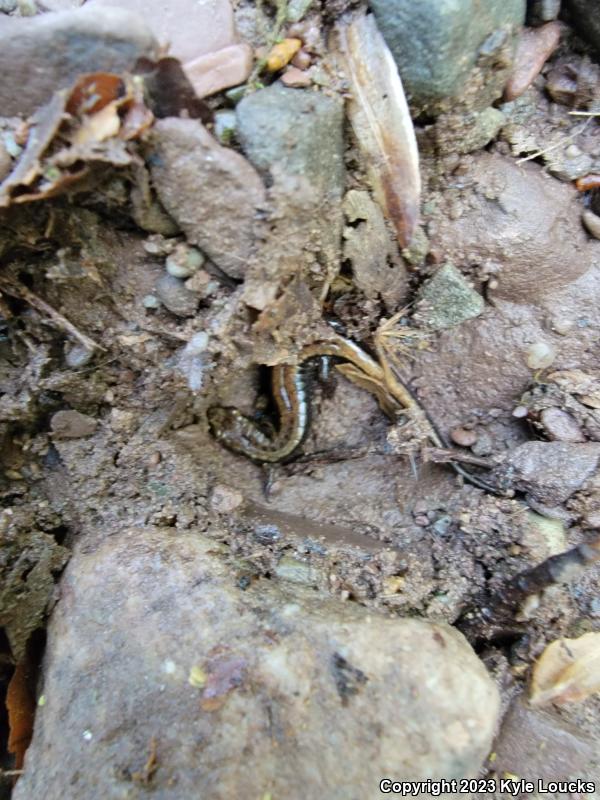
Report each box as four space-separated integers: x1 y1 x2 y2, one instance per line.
280 66 312 87
539 407 586 442
13 529 500 800
210 484 244 514
492 696 599 785
0 5 158 116
504 22 563 101
148 118 266 279
50 409 97 439
430 152 598 304
183 42 253 99
450 427 478 447
87 0 237 63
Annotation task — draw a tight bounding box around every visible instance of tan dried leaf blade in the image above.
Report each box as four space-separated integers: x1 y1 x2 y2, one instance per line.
337 13 420 248
530 632 600 707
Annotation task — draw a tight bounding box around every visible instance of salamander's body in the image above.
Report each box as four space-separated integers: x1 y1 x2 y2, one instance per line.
207 333 388 463
207 331 502 493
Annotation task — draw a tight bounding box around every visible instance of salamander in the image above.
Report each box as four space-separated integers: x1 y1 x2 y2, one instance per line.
207 332 392 463
207 331 502 493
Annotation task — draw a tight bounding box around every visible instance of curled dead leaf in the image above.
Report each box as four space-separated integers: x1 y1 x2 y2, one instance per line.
336 13 420 248
530 632 600 706
0 72 153 208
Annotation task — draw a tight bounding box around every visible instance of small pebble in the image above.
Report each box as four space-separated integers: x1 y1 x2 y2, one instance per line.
0 0 17 12
291 48 311 69
50 409 97 439
147 451 162 467
450 427 478 447
185 269 211 296
539 407 585 442
504 22 563 101
414 514 429 527
551 317 574 335
565 144 581 158
266 38 302 72
65 343 94 369
155 274 199 317
210 484 244 514
582 209 600 240
281 66 312 88
165 243 204 279
471 430 494 456
253 524 281 544
526 341 556 370
142 294 160 309
512 405 529 418
213 110 237 144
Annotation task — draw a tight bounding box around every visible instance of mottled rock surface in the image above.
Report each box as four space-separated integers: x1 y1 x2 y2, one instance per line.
148 118 266 279
236 83 345 295
416 263 484 330
14 528 500 800
428 152 599 304
491 695 600 784
498 441 600 505
0 5 158 116
369 0 526 114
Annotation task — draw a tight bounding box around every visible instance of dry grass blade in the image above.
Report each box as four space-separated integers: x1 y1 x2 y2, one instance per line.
337 14 420 248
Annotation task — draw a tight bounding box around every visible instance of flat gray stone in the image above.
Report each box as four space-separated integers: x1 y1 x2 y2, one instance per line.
416 263 484 330
0 5 159 116
14 528 500 799
369 0 526 113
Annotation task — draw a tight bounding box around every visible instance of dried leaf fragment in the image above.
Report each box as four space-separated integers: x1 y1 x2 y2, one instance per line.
337 14 420 248
530 632 600 706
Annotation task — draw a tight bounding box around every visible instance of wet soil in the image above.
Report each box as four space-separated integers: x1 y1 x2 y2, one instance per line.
1 4 600 795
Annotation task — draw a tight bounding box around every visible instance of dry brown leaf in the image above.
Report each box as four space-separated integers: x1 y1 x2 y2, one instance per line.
6 660 36 770
530 632 600 706
337 13 420 248
71 101 121 145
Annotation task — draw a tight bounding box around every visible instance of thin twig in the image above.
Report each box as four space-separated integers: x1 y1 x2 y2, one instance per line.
0 277 104 352
516 120 590 164
423 447 499 470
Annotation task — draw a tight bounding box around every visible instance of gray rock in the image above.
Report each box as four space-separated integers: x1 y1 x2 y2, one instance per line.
236 83 345 289
50 409 97 439
237 84 344 192
416 263 484 330
14 528 500 799
0 5 158 116
369 0 526 114
149 118 266 280
0 0 17 13
527 0 561 25
564 0 600 52
155 273 198 317
499 441 600 505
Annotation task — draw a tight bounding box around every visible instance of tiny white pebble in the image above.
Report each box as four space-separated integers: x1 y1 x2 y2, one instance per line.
163 659 176 674
526 341 556 370
83 730 93 741
142 294 160 309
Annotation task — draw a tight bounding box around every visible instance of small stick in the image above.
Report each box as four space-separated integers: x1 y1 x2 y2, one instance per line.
0 277 104 353
459 535 600 640
423 447 499 470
